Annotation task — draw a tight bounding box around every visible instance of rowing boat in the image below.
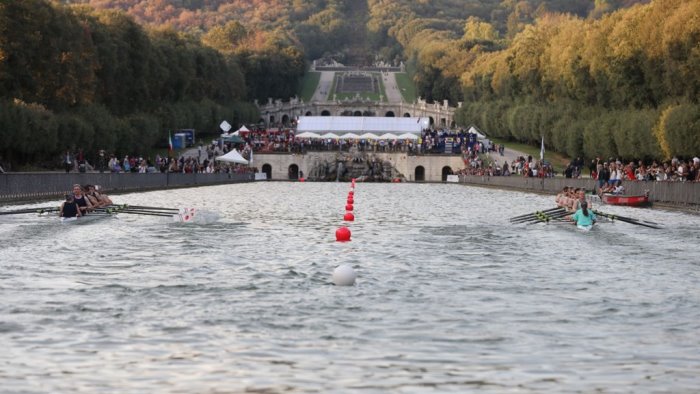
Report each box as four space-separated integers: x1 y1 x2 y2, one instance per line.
601 192 651 207
60 213 114 224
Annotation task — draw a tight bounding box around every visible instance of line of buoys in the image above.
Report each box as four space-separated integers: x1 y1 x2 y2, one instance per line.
333 179 357 286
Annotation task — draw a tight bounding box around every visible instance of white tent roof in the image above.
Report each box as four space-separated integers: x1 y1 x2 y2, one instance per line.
295 131 322 139
340 133 361 139
214 149 248 165
236 125 250 132
297 116 426 136
468 126 486 139
398 133 419 140
321 133 339 139
360 133 379 139
379 133 397 139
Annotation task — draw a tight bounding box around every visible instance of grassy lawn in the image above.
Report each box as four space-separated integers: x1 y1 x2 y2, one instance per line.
394 72 417 103
330 72 387 102
299 71 321 102
489 137 572 175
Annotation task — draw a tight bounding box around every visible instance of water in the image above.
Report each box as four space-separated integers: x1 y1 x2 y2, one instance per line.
1 182 699 393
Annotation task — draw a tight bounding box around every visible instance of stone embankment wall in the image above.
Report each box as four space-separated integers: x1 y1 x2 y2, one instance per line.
459 175 700 209
0 172 253 202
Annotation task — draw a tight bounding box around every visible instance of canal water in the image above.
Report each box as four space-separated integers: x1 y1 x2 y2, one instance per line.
1 182 698 393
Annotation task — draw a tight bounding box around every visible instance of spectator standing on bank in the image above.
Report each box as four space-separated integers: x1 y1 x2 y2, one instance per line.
63 149 73 173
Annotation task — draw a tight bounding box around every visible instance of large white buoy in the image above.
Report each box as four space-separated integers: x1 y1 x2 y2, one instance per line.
332 264 356 286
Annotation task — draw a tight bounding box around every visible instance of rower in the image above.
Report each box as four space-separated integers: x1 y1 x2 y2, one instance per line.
571 189 589 212
59 194 81 218
84 184 112 208
72 184 93 214
555 186 569 208
569 200 596 228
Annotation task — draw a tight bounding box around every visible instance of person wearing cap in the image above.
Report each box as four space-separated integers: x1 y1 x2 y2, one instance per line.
569 200 596 229
59 193 81 218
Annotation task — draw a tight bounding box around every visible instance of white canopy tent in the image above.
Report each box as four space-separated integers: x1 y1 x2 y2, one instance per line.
398 133 419 140
379 133 398 140
467 126 486 139
297 116 426 137
340 133 361 139
232 125 250 136
215 149 248 165
360 133 379 140
295 131 322 139
321 133 339 139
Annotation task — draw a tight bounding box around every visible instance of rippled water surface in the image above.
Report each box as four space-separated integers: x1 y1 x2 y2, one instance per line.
1 182 699 393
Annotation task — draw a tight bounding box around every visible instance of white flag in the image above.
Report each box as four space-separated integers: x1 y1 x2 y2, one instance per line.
540 137 545 161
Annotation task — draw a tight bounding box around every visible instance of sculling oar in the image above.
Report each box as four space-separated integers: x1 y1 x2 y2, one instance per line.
0 207 60 215
512 208 567 224
525 210 571 224
96 207 174 217
110 204 179 212
509 207 563 222
592 210 661 229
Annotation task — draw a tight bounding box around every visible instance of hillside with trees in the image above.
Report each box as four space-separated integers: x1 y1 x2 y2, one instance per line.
2 0 698 169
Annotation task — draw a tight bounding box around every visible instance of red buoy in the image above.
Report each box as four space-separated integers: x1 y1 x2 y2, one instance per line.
345 204 354 211
347 197 354 204
335 226 351 242
348 190 354 196
343 212 355 221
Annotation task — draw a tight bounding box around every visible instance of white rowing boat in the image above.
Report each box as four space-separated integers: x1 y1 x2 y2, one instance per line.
59 213 114 224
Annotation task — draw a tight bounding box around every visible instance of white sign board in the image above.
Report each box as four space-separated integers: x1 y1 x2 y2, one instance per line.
446 175 459 183
220 120 232 132
255 172 268 181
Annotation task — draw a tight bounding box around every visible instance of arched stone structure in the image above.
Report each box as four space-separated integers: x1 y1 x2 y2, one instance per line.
288 164 299 180
262 164 272 180
257 97 459 129
282 114 290 125
441 166 452 181
415 166 425 181
385 111 395 117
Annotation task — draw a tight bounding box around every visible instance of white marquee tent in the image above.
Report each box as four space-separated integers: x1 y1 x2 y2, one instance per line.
215 149 248 165
296 116 428 139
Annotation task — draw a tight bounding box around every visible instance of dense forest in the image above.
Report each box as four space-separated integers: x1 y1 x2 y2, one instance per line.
1 0 698 169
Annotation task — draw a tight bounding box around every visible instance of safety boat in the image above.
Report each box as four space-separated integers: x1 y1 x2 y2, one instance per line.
601 192 651 207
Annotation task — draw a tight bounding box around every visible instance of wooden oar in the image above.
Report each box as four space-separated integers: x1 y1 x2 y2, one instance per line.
0 207 60 215
509 207 563 222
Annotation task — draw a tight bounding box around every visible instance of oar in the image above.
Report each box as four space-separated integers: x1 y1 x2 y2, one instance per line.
512 208 567 224
112 204 179 212
104 210 174 217
519 210 568 225
0 207 60 215
593 210 661 229
509 207 563 222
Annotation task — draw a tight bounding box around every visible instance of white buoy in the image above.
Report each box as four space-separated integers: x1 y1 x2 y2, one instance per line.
332 264 356 286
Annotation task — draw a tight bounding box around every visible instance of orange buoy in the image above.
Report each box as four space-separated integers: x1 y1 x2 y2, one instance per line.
343 212 355 221
345 204 353 211
299 178 305 182
335 226 351 242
